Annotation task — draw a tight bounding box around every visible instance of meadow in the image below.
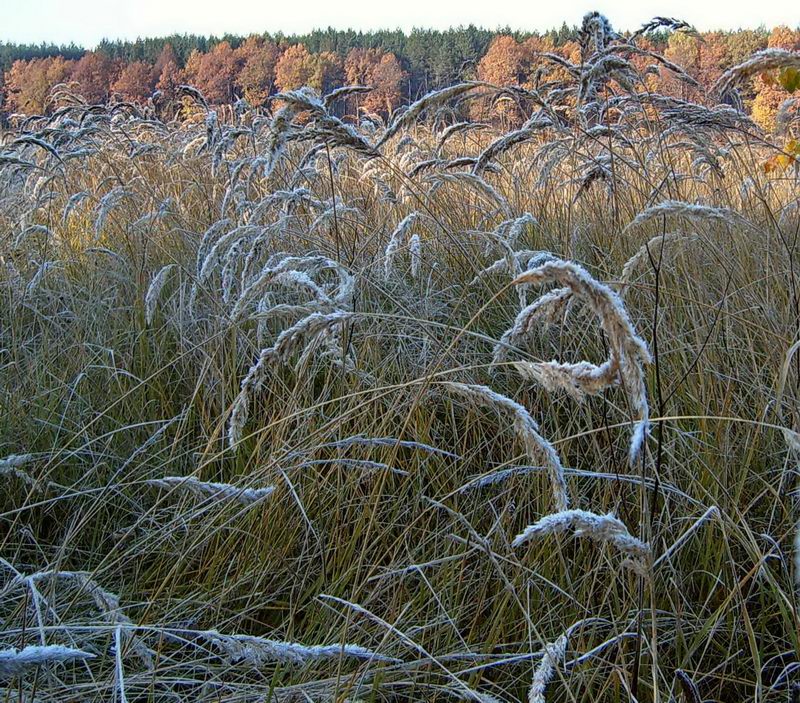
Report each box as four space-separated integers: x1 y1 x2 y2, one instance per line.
0 13 799 703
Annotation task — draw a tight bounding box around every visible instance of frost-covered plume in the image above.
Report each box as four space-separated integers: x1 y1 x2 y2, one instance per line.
425 172 512 218
0 453 38 487
437 121 489 153
377 82 490 147
623 200 758 236
580 12 618 54
146 476 275 505
384 212 421 279
508 260 652 465
713 49 800 97
14 224 56 248
229 311 354 448
233 254 354 320
513 509 651 569
62 191 90 224
445 382 569 512
528 635 568 703
0 645 95 679
144 264 176 326
470 251 557 286
94 186 131 240
472 116 552 175
618 232 699 298
409 234 422 279
492 286 573 365
173 628 396 667
26 261 60 296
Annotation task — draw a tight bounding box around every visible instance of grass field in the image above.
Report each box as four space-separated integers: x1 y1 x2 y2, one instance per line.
1 17 799 702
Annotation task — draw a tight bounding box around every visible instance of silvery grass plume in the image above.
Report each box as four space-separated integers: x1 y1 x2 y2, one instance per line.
146 476 275 505
182 629 398 666
323 84 373 110
2 257 23 295
496 213 538 251
509 260 652 465
263 105 297 179
444 382 569 512
775 97 800 136
14 224 56 248
528 634 568 703
290 114 378 159
248 187 322 222
177 84 209 110
4 568 154 668
144 264 176 326
618 232 699 298
630 16 696 42
132 197 175 229
195 219 232 276
512 509 651 571
0 645 95 679
197 224 260 283
26 261 60 296
384 212 421 279
425 171 512 218
622 200 758 236
94 186 131 240
62 191 90 224
409 234 422 279
579 63 627 107
377 82 491 147
437 121 489 153
229 311 353 448
233 254 354 320
579 11 619 54
9 134 63 164
492 286 573 365
0 453 38 488
470 251 557 286
472 116 551 175
713 49 800 96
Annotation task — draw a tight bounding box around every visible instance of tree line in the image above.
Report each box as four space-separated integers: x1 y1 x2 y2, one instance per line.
1 24 798 129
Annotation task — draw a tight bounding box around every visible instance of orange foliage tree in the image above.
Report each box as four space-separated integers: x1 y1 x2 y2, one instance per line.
752 26 800 130
184 41 240 104
275 44 318 92
235 36 280 106
71 51 118 103
112 60 155 102
344 48 406 115
3 56 74 113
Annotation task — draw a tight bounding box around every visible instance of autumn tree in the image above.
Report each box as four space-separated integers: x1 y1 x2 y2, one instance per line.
368 52 405 114
112 60 154 102
3 56 73 113
274 44 318 92
184 41 240 104
235 36 280 106
474 36 527 122
71 51 118 103
752 26 800 130
477 35 526 86
313 50 344 95
345 48 406 115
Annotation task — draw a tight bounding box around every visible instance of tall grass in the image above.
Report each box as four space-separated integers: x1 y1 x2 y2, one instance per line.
0 12 798 702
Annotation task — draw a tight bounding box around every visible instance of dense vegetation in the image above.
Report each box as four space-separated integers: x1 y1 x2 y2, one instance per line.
0 11 799 703
2 22 800 129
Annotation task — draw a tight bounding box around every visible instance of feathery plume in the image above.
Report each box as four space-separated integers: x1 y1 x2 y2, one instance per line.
445 382 569 512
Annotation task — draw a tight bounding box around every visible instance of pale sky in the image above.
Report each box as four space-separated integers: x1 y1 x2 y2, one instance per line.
3 0 798 47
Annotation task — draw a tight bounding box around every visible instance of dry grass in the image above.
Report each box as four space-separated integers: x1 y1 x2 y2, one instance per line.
0 13 798 702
